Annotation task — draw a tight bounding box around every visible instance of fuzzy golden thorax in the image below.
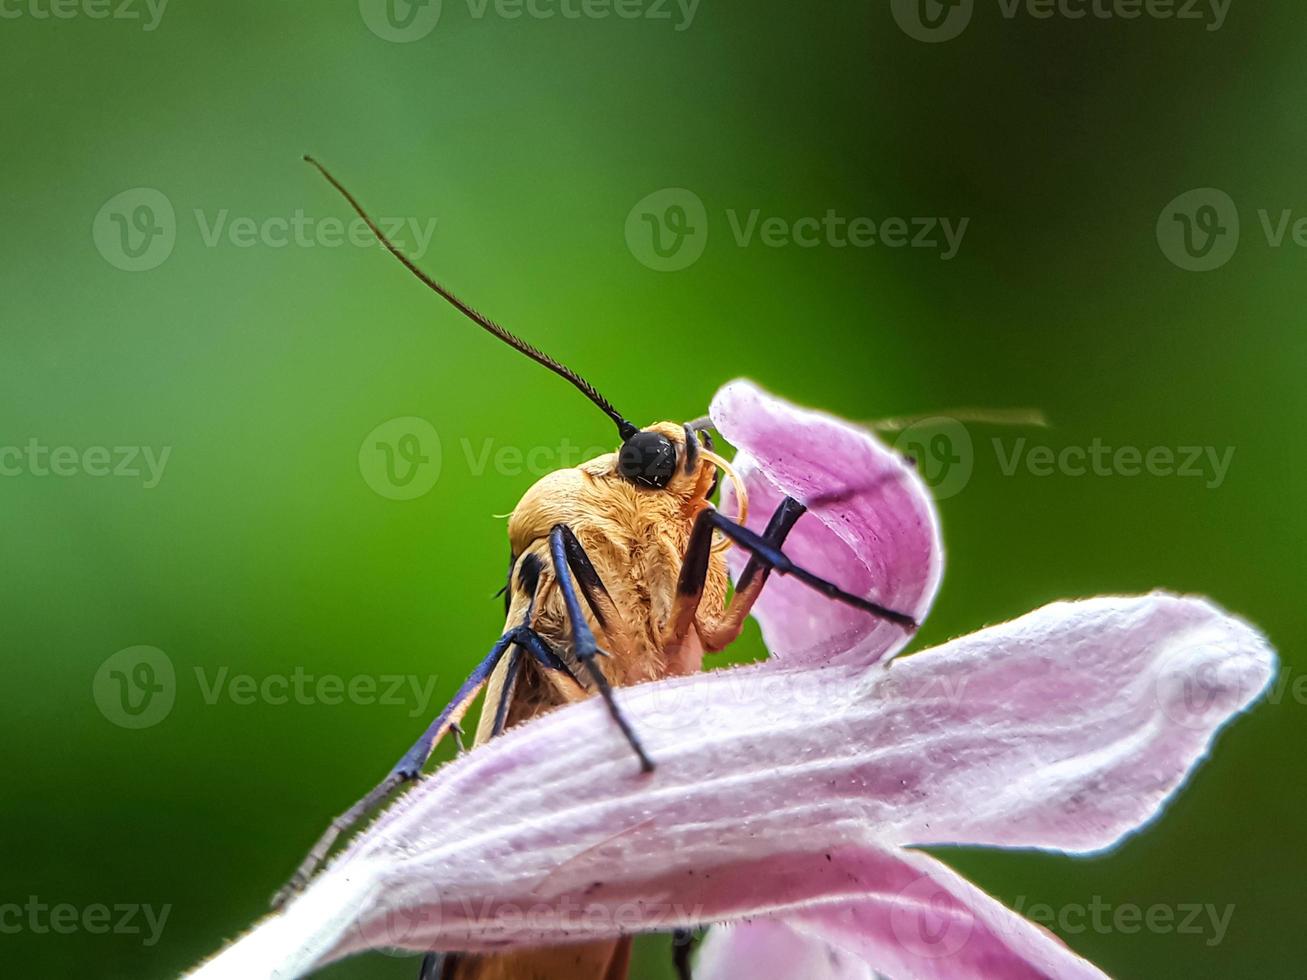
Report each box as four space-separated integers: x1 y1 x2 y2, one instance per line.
481 423 728 723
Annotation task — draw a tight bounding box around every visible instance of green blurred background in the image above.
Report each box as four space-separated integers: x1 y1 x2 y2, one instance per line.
1 0 1302 976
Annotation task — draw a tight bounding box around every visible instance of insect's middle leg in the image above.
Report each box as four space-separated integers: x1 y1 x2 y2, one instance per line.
272 616 570 908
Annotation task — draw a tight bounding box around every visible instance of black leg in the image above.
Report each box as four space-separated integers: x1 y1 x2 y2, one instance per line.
418 951 445 980
704 509 919 630
671 927 698 980
489 646 523 738
733 496 807 594
549 524 655 773
272 619 567 908
674 496 807 654
554 523 619 632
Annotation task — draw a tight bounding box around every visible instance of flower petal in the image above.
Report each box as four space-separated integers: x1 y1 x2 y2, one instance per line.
710 379 943 668
696 919 876 980
872 592 1275 852
786 849 1107 980
189 593 1271 976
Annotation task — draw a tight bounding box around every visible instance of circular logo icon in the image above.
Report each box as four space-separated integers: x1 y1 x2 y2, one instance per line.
889 870 974 958
1156 188 1240 272
359 417 442 500
93 188 176 272
1153 639 1261 732
633 675 711 734
890 0 974 43
624 188 708 272
363 877 443 956
359 0 442 42
93 646 176 729
892 417 973 500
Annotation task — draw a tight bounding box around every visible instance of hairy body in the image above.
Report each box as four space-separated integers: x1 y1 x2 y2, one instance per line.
447 424 734 980
285 159 913 980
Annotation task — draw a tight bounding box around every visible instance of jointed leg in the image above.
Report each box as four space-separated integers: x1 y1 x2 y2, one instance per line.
671 927 698 980
705 507 919 630
489 647 523 738
664 496 808 655
549 524 655 773
554 524 638 662
272 620 567 908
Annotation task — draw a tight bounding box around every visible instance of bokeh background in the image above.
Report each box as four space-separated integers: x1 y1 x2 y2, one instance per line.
2 1 1303 976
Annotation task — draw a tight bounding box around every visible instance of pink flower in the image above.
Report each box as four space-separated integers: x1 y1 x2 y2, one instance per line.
191 381 1274 980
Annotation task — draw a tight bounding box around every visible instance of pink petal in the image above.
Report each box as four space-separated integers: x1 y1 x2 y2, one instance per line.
189 594 1271 977
696 919 877 980
786 849 1107 980
874 592 1275 852
710 379 943 668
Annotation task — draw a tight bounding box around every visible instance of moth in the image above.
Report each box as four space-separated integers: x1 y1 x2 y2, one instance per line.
275 157 919 980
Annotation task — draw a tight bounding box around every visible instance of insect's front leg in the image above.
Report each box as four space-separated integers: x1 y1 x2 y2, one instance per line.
549 524 655 772
667 496 809 655
705 505 919 630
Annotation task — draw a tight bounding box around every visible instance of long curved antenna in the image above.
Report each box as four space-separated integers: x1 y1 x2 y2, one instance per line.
304 155 636 440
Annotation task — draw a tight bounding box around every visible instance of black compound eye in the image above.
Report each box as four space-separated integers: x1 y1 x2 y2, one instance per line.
617 431 678 489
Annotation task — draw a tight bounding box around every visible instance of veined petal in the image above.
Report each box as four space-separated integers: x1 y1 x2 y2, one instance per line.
786 848 1107 980
874 592 1275 852
700 849 1108 980
710 379 943 668
189 593 1270 976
